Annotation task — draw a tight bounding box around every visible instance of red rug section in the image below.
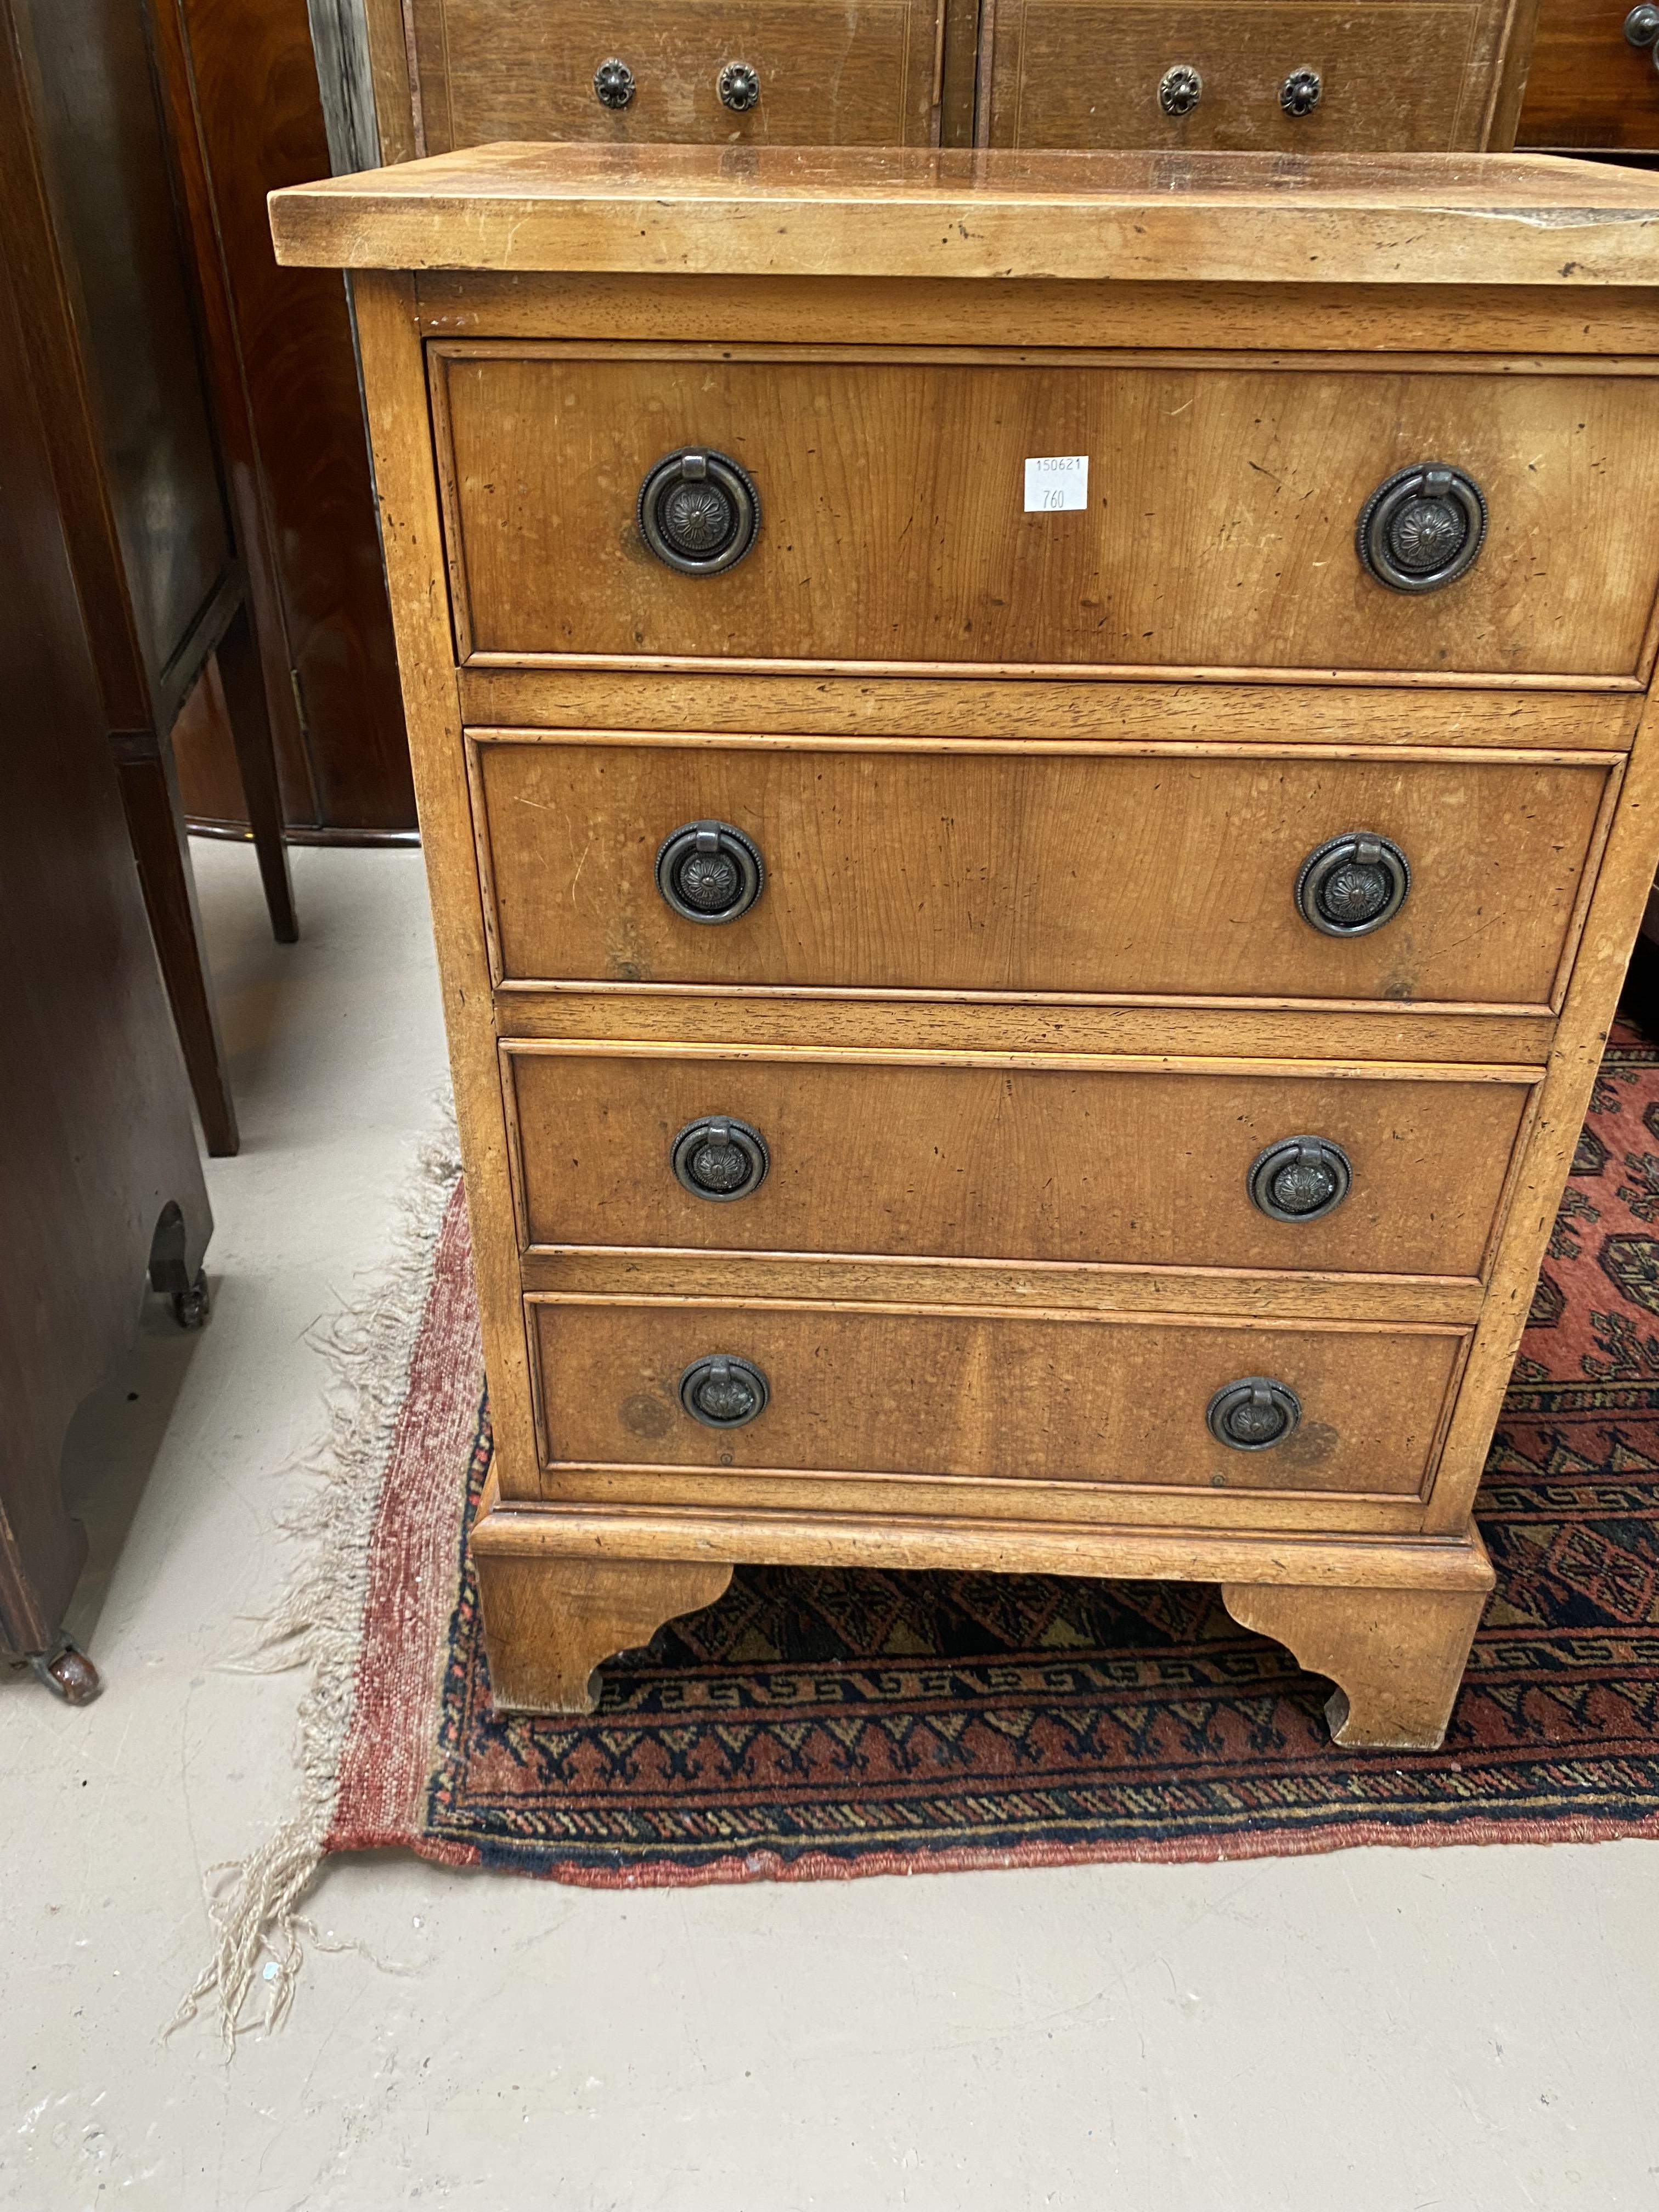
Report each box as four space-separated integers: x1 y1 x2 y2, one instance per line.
330 1024 1659 1883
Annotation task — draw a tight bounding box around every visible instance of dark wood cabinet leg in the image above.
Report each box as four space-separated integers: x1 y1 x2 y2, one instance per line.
113 731 239 1157
213 597 297 944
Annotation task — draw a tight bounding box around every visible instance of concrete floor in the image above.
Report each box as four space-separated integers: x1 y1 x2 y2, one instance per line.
3 838 1658 2211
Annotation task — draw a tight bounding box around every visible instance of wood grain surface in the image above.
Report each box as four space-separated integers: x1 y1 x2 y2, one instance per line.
503 1045 1532 1278
526 1295 1466 1497
407 0 946 153
470 736 1611 1007
1519 0 1659 149
979 0 1531 152
267 143 1659 288
435 349 1659 679
459 669 1641 747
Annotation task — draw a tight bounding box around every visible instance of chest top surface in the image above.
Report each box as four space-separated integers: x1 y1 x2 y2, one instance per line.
269 143 1659 288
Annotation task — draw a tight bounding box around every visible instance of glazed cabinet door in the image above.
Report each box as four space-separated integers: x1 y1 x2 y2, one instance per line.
402 0 949 150
975 0 1537 149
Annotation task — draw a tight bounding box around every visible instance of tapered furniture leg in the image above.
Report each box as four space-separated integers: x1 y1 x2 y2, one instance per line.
1221 1569 1492 1751
214 596 297 945
475 1551 734 1714
112 730 239 1157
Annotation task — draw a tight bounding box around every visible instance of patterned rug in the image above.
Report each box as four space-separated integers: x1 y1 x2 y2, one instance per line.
323 1024 1659 1892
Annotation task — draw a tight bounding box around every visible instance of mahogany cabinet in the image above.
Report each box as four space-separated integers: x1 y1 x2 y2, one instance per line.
2 0 298 1156
151 0 415 840
0 116 212 1699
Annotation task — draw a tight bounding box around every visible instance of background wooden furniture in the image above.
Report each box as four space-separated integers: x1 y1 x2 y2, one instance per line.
336 0 1538 160
273 145 1659 1750
1517 0 1659 150
0 133 213 1702
974 0 1540 149
153 0 415 843
2 0 298 1158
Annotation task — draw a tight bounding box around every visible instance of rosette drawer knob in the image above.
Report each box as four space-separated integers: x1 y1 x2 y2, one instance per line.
718 61 760 110
1295 831 1410 937
679 1355 769 1428
1280 66 1322 115
655 820 764 924
637 447 760 573
1206 1377 1302 1451
1357 462 1487 591
1158 64 1203 114
593 58 635 108
1248 1137 1352 1222
672 1116 770 1201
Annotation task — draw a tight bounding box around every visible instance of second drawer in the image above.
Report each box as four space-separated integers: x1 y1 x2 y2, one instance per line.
472 738 1611 1007
503 1047 1533 1278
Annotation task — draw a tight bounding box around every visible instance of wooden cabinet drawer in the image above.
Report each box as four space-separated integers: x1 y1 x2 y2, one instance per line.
527 1297 1464 1496
406 0 946 155
979 0 1527 152
433 348 1659 679
504 1046 1531 1279
472 736 1610 1008
1517 0 1659 150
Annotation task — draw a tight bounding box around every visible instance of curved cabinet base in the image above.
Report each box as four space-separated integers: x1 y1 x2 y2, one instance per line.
475 1547 733 1714
471 1492 1492 1742
1221 1569 1491 1750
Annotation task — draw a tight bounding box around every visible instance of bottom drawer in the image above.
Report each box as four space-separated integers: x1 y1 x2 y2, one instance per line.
527 1299 1466 1498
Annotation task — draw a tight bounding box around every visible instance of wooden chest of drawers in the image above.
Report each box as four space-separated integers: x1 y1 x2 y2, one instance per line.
272 145 1659 1748
345 0 1538 157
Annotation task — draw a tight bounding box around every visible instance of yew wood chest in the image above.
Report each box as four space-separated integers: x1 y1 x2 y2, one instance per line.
272 145 1659 1748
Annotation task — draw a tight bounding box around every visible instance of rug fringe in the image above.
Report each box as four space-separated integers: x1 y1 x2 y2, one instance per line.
169 1102 463 2050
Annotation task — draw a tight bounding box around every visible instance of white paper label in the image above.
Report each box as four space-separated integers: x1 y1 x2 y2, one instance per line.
1024 455 1089 513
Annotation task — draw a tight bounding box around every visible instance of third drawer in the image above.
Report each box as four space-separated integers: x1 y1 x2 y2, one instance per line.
503 1047 1534 1278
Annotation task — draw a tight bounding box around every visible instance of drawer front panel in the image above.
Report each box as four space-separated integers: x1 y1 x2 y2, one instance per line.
1517 0 1659 151
473 738 1609 1006
409 0 944 155
436 351 1659 676
983 1 1518 153
505 1048 1531 1278
528 1299 1464 1494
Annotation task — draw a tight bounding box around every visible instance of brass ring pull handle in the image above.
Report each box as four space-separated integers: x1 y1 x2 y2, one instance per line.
672 1116 770 1201
718 60 760 110
1357 462 1487 592
1296 831 1410 937
1248 1136 1353 1222
1158 64 1203 114
594 58 635 108
655 820 764 924
1280 66 1322 114
637 447 760 574
1207 1377 1302 1451
680 1355 769 1428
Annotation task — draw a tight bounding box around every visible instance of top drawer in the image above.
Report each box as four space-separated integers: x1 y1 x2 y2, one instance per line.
980 0 1526 153
407 0 946 154
431 348 1659 680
